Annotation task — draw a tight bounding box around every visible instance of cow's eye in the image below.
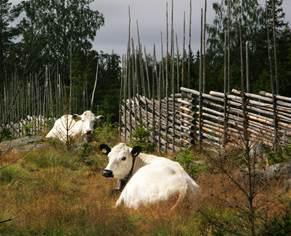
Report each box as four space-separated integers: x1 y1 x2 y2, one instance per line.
121 157 126 161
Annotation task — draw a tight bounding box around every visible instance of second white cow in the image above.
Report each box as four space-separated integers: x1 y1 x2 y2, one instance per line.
46 110 103 143
100 143 199 209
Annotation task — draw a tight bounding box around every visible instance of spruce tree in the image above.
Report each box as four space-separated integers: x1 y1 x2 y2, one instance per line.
0 0 15 74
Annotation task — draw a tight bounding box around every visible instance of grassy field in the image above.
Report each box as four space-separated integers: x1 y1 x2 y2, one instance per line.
0 125 290 235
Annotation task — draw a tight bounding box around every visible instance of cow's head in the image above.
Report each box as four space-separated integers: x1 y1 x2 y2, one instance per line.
73 110 104 141
100 143 142 179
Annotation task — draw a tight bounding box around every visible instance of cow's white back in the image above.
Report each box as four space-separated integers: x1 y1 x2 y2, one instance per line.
46 110 102 143
103 143 199 209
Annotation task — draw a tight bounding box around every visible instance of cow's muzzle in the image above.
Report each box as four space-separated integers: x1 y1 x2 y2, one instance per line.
84 133 93 143
102 169 113 178
86 130 92 135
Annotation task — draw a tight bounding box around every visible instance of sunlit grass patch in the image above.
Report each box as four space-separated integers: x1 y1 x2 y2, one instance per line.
23 148 83 171
0 164 31 184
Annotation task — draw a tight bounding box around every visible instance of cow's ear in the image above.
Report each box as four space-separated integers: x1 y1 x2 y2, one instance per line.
131 146 142 158
99 144 111 155
95 115 104 122
72 114 81 121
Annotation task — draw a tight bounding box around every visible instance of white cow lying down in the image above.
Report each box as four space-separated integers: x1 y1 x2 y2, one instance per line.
100 143 199 209
46 110 103 143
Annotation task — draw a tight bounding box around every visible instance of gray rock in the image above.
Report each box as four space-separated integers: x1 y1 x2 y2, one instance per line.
264 161 291 179
0 136 48 155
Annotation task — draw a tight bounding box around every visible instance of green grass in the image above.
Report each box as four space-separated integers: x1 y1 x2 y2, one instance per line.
0 136 203 235
24 148 81 170
0 125 290 235
0 164 31 183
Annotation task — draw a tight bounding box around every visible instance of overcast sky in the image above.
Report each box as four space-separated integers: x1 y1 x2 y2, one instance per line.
92 0 291 56
11 0 291 56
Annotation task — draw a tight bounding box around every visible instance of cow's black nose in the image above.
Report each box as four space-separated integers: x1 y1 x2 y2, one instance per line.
86 130 92 135
102 169 113 178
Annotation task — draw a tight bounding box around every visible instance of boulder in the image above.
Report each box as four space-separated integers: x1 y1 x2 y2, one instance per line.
0 136 48 155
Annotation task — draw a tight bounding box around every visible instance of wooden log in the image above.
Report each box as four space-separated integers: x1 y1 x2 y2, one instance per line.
211 91 291 114
177 98 193 106
180 112 193 120
231 89 274 103
260 91 291 103
180 106 195 114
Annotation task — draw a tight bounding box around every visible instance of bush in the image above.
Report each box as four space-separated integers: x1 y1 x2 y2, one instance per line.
78 143 102 167
267 144 291 165
22 122 33 136
131 125 154 152
175 149 207 177
94 123 119 145
0 128 13 141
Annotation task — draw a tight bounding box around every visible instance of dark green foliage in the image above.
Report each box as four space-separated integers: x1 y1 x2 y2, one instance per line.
0 0 17 74
71 51 121 117
22 123 33 136
78 143 101 167
267 143 291 165
131 125 155 152
0 128 12 141
12 0 104 66
93 123 119 145
175 149 208 177
206 0 291 95
260 203 291 235
93 52 121 122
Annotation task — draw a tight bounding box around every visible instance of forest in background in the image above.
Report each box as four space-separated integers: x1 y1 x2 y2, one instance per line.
0 0 291 123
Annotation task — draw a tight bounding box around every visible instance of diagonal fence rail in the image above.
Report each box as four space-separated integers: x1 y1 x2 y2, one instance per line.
120 87 291 153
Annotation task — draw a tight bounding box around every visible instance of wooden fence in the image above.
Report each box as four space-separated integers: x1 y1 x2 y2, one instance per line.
0 65 93 140
120 87 291 153
0 116 55 140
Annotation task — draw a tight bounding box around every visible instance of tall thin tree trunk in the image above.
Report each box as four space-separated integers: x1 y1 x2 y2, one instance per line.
69 41 72 114
171 0 175 151
227 0 231 94
271 0 279 95
182 12 186 87
165 1 169 152
203 0 207 93
266 0 278 150
199 8 203 149
223 6 228 147
187 0 192 88
127 6 132 141
246 41 250 92
90 58 99 111
137 21 148 129
119 56 124 138
123 55 128 142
